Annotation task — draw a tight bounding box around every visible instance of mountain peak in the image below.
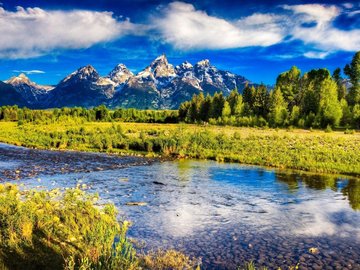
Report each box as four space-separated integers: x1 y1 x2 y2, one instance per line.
78 65 97 75
108 64 133 85
196 59 211 67
63 65 99 83
7 73 31 85
176 61 193 71
150 54 169 68
148 54 176 79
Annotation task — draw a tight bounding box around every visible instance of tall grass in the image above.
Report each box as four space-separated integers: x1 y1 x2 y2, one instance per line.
0 184 199 270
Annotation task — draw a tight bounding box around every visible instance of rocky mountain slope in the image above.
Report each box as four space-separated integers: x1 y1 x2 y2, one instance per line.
0 55 252 109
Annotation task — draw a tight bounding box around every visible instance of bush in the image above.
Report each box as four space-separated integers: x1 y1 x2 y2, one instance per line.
325 124 333 133
344 129 355 135
0 184 137 270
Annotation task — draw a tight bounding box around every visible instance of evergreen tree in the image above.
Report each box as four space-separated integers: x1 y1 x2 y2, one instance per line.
345 51 360 105
199 94 212 122
210 92 225 119
332 68 346 100
252 84 269 117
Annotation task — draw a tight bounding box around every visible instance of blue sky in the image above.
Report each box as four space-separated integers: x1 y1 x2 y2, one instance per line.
0 0 359 85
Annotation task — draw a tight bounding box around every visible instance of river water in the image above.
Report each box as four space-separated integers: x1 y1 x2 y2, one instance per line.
0 143 359 269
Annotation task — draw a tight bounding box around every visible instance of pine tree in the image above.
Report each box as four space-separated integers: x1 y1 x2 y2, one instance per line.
345 51 360 105
252 84 269 117
210 92 225 119
332 68 346 100
199 94 212 121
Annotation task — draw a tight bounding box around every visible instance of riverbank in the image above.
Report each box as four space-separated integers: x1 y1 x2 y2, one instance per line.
0 121 359 176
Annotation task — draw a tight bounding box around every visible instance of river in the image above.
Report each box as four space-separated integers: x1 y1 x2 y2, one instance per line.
0 143 359 269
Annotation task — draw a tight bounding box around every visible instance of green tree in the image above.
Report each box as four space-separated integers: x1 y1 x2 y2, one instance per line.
252 84 269 117
199 94 212 121
227 89 243 116
340 99 352 127
222 101 231 118
318 78 342 127
178 101 190 121
352 104 360 128
268 87 288 126
210 92 225 119
242 85 255 115
345 51 360 105
275 66 301 108
332 67 346 100
300 69 331 116
94 105 109 121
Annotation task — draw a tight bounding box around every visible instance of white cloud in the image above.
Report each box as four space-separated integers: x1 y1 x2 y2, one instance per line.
283 4 360 53
12 69 45 74
343 3 354 9
152 2 360 58
303 51 331 59
152 1 285 50
0 6 138 59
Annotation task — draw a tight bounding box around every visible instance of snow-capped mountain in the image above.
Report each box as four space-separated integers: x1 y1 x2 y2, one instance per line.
107 64 133 87
0 81 29 107
47 65 115 108
0 55 253 109
6 73 53 107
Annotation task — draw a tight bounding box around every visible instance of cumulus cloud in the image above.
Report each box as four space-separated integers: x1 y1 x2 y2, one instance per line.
152 1 285 50
1 2 359 60
152 2 360 58
284 4 360 53
0 6 138 58
12 69 45 74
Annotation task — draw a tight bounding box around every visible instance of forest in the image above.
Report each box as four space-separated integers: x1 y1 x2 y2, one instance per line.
179 51 360 129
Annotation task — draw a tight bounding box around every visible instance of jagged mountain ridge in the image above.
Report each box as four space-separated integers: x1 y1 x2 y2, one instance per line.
0 55 253 109
5 73 53 107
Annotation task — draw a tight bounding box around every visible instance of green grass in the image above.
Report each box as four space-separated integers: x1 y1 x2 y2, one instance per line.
0 121 360 176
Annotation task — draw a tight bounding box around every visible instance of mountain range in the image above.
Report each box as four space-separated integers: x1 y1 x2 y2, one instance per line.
0 55 253 109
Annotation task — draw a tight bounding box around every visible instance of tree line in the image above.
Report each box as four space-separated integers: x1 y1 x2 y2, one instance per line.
179 51 360 129
0 105 178 124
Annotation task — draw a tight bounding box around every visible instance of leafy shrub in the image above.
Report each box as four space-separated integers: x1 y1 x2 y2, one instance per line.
0 184 137 270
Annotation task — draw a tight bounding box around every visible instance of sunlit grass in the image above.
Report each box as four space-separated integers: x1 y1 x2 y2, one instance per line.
0 183 200 270
0 121 360 176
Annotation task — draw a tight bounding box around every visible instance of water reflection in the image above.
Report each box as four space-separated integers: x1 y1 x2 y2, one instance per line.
275 171 360 210
1 143 360 269
342 179 360 210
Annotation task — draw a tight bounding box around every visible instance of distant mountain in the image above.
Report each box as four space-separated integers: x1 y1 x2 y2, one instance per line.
0 55 254 109
6 73 53 107
47 65 115 108
0 81 28 107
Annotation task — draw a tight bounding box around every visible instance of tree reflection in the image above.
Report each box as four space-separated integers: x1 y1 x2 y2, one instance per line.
342 179 360 210
275 171 360 211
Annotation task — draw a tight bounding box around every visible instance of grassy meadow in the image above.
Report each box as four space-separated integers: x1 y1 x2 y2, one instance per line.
0 120 359 176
